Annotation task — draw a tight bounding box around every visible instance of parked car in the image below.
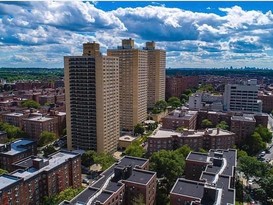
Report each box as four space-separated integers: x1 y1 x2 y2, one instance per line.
82 178 89 185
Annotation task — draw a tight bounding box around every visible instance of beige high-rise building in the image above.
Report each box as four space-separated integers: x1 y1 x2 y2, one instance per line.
108 39 148 130
64 42 120 153
144 41 166 109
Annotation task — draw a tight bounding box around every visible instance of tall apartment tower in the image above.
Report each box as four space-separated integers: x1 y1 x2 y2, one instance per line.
223 79 262 112
108 39 148 130
144 41 166 109
64 42 120 153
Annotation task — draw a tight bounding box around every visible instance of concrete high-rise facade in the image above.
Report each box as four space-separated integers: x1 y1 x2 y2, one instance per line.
64 42 120 153
108 39 148 130
223 79 262 112
144 41 166 109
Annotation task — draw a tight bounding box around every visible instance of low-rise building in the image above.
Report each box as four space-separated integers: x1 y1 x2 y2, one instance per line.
258 92 273 113
118 135 137 150
162 109 198 130
230 115 256 144
0 139 37 172
0 151 81 205
2 112 25 128
189 92 223 111
170 149 236 205
22 115 57 140
60 156 156 205
148 128 236 154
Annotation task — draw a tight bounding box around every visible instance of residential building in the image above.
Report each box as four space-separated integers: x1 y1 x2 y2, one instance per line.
161 109 198 130
223 79 262 112
0 139 37 172
258 92 273 113
39 95 55 105
65 42 120 152
0 151 81 205
3 112 25 128
230 115 256 144
22 115 57 140
170 149 236 205
148 128 236 154
189 92 223 111
60 156 156 205
166 76 199 99
108 38 148 130
143 41 166 109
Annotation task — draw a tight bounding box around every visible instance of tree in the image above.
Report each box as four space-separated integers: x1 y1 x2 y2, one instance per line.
132 194 145 205
0 169 8 175
150 150 185 190
124 141 145 158
167 97 181 108
201 119 213 129
0 122 27 139
21 99 40 109
43 145 57 157
43 187 83 205
152 100 168 114
81 150 96 167
216 121 229 130
180 94 189 104
93 153 116 171
174 145 192 158
38 131 57 147
255 125 272 143
134 124 145 136
246 132 266 155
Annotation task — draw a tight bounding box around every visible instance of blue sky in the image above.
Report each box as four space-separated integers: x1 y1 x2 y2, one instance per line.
1 1 273 68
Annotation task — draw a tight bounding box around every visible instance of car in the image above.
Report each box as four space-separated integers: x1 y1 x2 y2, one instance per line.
248 179 253 186
265 149 270 154
82 178 89 184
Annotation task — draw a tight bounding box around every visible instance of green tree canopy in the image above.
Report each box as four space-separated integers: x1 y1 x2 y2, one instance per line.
167 97 182 108
93 153 116 171
21 99 40 109
134 124 145 136
124 141 145 158
0 169 8 175
245 132 266 155
152 100 168 114
132 194 145 205
81 150 96 167
216 121 229 130
0 122 27 139
174 145 192 158
255 125 272 143
38 131 57 147
201 119 213 129
43 145 57 157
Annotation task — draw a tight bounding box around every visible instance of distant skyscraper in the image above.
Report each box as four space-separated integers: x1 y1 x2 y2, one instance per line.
108 39 148 130
144 41 166 109
64 42 120 153
223 79 262 112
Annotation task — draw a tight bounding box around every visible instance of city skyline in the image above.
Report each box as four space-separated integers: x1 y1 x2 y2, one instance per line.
1 1 273 68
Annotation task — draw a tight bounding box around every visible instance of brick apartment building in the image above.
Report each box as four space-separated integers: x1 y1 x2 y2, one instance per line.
61 156 157 205
0 139 37 172
0 151 81 205
162 109 198 130
22 115 57 140
148 128 236 154
197 110 232 129
166 76 199 99
170 149 236 205
230 115 256 144
2 112 26 128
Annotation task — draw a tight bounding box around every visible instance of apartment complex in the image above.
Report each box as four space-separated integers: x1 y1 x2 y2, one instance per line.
108 39 148 130
161 109 198 130
170 149 236 205
22 115 57 140
64 42 120 152
166 76 199 99
61 156 156 205
258 92 273 113
143 41 166 109
223 79 262 112
0 139 37 172
3 112 25 128
0 151 81 205
148 128 236 154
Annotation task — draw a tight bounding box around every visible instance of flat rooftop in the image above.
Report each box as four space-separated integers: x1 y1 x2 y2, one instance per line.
124 169 155 185
171 179 205 199
4 112 24 117
164 110 197 120
1 139 35 156
150 129 180 139
0 175 21 190
119 135 136 142
186 152 209 163
24 116 53 122
231 115 256 122
69 187 98 205
12 151 79 180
